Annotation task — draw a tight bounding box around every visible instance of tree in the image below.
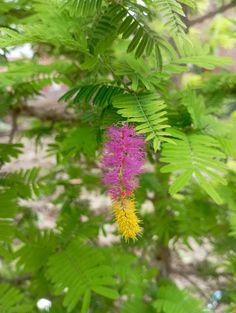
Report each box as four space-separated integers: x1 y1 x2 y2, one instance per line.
0 0 236 312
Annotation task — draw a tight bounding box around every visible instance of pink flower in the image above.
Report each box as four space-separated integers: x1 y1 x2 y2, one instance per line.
101 124 146 200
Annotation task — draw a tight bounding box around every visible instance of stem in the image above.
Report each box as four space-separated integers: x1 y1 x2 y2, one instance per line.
158 245 172 277
9 109 19 143
188 1 236 26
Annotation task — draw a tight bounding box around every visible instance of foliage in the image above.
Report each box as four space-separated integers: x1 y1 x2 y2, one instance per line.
0 0 236 312
112 93 171 150
160 129 227 203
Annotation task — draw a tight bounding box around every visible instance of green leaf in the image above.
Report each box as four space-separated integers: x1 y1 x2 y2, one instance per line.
0 191 18 218
89 3 175 64
62 0 102 17
15 230 58 272
79 56 98 70
0 1 88 52
153 284 207 313
93 286 119 300
59 126 98 158
0 144 23 164
195 171 223 204
0 168 42 199
121 298 155 313
47 239 116 312
112 93 171 150
0 284 33 313
161 129 227 203
81 290 91 313
169 170 192 194
173 56 233 69
60 84 124 108
157 0 190 37
0 220 14 241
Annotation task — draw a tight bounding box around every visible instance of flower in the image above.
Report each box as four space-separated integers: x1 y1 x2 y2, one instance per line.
113 197 141 241
101 124 146 201
101 124 146 240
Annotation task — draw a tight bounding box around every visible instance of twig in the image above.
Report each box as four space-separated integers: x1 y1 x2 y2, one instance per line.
172 269 209 300
9 109 19 143
20 104 77 123
0 274 32 285
188 1 236 26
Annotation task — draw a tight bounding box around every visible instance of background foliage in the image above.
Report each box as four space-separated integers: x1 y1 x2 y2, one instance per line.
0 0 236 312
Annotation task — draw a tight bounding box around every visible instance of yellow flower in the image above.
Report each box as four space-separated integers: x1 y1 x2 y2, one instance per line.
113 197 141 241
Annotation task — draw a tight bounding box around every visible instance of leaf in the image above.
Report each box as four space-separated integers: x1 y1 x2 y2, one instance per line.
0 284 33 313
89 3 176 65
0 143 23 164
114 57 169 91
181 90 206 129
195 171 223 204
121 298 155 313
92 286 119 300
62 0 102 17
79 56 98 70
59 126 98 158
0 220 14 241
0 61 72 89
60 84 124 108
47 239 116 312
153 284 207 313
81 290 91 313
0 1 88 52
173 55 233 69
15 230 58 272
0 191 18 218
0 167 42 199
157 0 189 37
160 129 227 203
112 93 172 150
169 170 192 194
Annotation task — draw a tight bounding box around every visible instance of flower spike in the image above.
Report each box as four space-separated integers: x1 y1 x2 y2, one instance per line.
101 124 146 240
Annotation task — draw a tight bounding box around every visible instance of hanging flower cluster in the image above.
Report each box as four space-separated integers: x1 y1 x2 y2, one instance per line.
101 124 146 240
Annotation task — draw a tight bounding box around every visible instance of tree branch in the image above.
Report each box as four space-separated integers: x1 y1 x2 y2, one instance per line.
20 104 77 123
9 109 19 143
0 274 31 286
188 0 236 26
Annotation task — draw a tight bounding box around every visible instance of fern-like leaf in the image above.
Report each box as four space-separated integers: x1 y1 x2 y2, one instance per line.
15 229 58 272
47 238 118 312
112 93 171 151
157 0 187 37
0 143 23 164
0 221 14 242
0 190 18 218
60 84 124 108
0 191 18 241
0 1 87 52
173 55 233 69
121 298 155 313
114 57 168 91
160 129 227 203
153 284 207 313
62 0 102 17
0 167 42 199
89 3 176 67
0 61 72 89
0 284 33 313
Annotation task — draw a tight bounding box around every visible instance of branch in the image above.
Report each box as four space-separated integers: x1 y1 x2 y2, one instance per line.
172 270 209 300
9 109 19 143
20 104 77 123
0 274 31 285
188 0 236 26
